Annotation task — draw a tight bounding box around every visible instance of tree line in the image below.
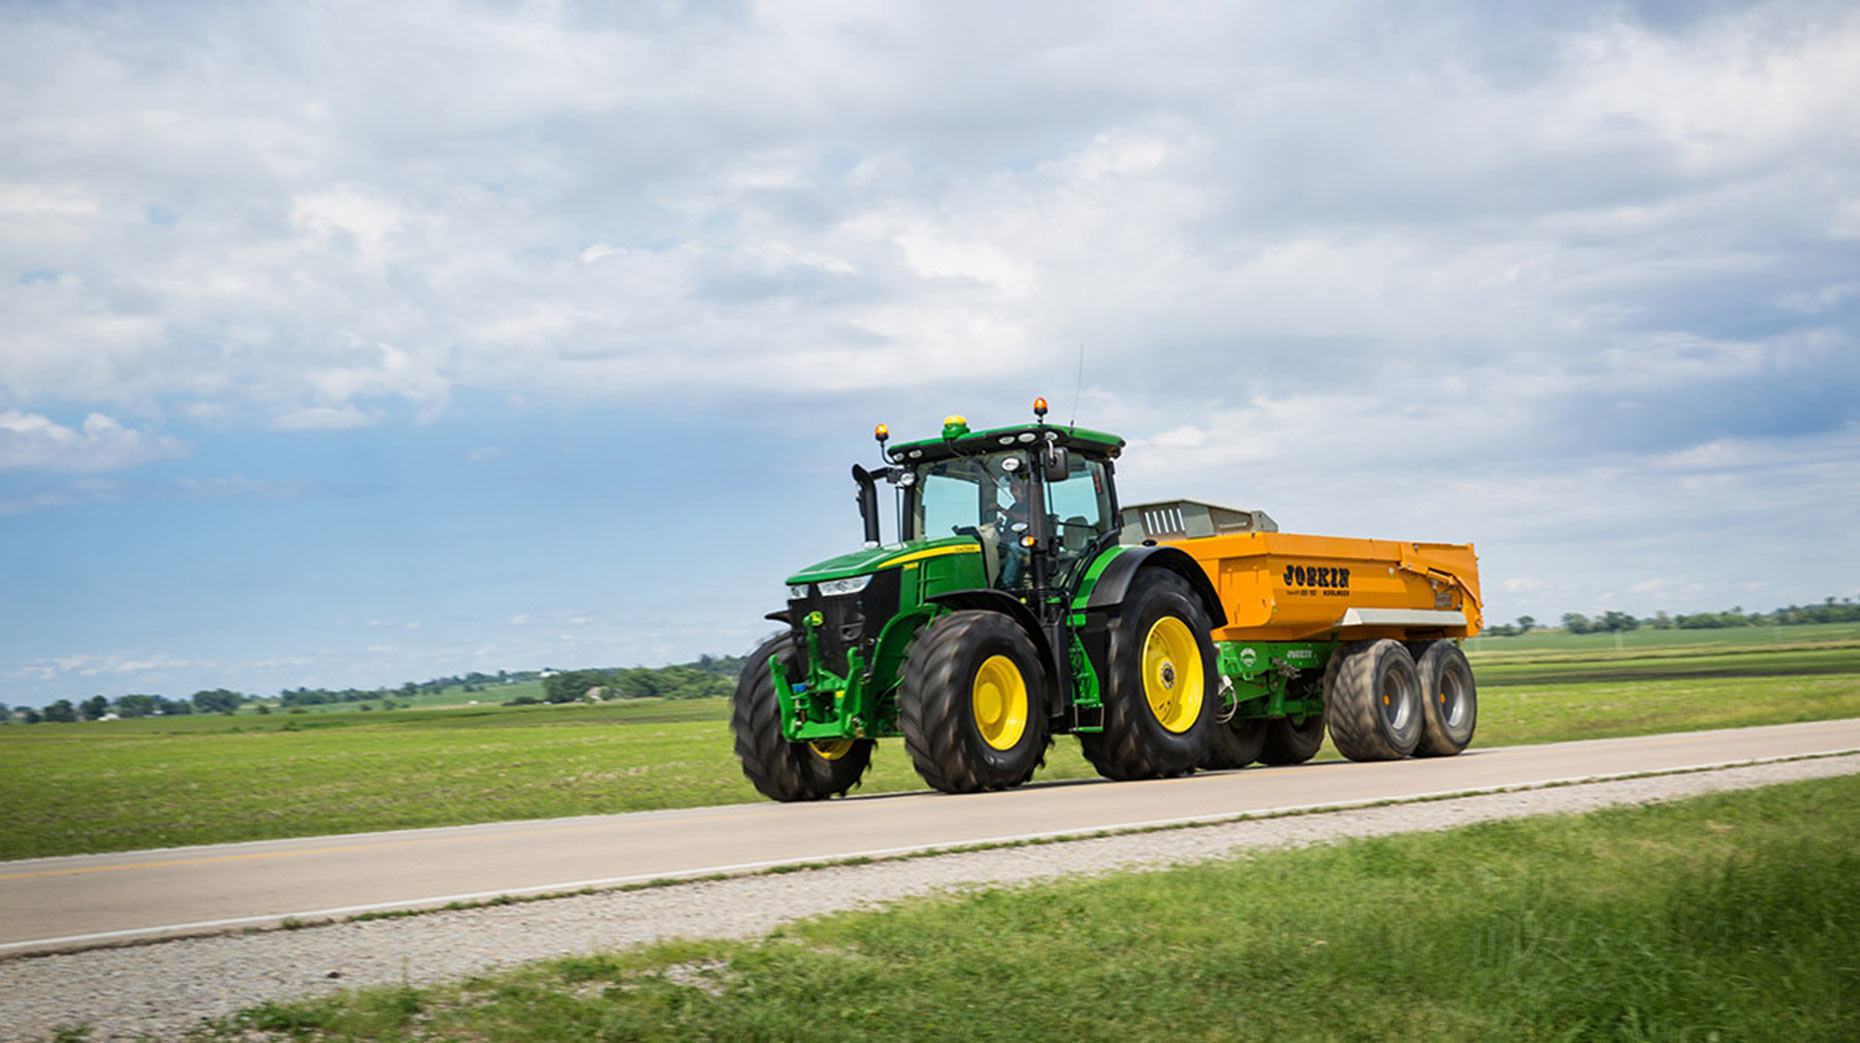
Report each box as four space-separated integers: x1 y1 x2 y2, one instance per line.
528 655 747 705
2 658 750 723
1482 596 1860 637
277 670 543 708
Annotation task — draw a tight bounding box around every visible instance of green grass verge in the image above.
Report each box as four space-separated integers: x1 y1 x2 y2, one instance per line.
199 773 1860 1042
4 662 1859 860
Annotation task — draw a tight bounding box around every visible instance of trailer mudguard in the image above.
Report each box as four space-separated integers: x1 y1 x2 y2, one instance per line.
1080 545 1228 629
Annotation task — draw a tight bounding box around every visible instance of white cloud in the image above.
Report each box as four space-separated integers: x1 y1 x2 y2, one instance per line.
0 411 185 471
270 404 374 431
11 651 216 680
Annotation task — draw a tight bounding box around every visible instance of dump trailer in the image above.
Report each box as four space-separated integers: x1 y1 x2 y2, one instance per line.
733 401 1483 800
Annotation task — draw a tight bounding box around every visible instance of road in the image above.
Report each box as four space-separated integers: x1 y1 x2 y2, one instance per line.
5 718 1857 956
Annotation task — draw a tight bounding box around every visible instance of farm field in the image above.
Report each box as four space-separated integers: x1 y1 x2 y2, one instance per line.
203 773 1860 1042
3 634 1857 860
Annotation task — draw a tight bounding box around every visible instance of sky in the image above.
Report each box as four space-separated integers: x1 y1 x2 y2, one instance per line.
2 0 1857 707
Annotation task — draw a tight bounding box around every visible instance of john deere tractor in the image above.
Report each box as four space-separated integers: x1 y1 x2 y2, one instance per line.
733 399 1229 799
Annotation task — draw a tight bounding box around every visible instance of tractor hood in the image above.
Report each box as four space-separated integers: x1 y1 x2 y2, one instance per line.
787 536 981 584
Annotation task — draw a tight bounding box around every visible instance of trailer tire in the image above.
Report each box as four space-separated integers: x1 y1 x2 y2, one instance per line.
732 634 873 801
1079 569 1217 780
1412 640 1477 756
1324 639 1423 761
1200 718 1268 770
1257 713 1325 765
899 611 1049 793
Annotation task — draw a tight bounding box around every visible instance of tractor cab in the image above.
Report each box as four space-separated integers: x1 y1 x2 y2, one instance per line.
876 407 1127 600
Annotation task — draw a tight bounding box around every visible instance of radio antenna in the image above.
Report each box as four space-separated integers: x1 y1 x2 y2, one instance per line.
1069 344 1085 429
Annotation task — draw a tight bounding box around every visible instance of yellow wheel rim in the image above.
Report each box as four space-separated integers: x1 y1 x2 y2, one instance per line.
809 739 854 761
1142 616 1204 733
971 654 1029 751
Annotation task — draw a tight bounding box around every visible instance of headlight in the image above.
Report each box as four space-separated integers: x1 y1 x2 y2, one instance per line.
818 574 873 596
788 584 810 600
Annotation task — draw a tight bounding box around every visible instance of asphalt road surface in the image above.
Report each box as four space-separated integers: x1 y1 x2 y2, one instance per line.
5 718 1856 956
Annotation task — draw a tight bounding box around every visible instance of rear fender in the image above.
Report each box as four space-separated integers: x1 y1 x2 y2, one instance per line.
1081 545 1227 628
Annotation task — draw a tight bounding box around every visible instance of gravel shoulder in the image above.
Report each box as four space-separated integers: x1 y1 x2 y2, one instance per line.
5 754 1857 1041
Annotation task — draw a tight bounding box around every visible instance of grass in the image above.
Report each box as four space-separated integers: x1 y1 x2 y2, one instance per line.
199 772 1860 1042
1465 619 1860 654
3 642 1857 861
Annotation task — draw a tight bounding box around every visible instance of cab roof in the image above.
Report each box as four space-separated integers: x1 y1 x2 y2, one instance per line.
885 422 1125 466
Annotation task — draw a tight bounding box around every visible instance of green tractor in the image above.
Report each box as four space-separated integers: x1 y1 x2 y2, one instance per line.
733 399 1229 799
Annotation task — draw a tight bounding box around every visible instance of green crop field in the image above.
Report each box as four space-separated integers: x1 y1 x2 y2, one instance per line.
1465 619 1860 654
199 773 1860 1042
5 635 1858 859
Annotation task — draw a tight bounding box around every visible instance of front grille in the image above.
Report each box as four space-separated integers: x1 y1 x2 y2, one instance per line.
788 569 903 675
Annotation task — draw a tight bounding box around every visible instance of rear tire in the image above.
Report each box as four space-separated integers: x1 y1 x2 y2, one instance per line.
1325 639 1423 761
1412 640 1477 756
1079 569 1217 780
899 611 1049 793
1257 713 1325 765
731 634 873 801
1200 718 1268 770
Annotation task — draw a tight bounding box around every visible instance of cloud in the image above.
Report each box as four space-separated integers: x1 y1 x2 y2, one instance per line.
0 1 1849 436
0 411 185 471
11 651 216 680
270 404 374 431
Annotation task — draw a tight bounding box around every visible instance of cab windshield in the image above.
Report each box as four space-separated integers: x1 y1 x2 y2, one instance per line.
910 452 1027 542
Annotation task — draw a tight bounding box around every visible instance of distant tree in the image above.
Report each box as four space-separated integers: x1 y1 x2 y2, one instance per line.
42 699 78 723
0 701 9 722
115 694 160 718
80 695 110 720
1515 615 1537 634
1651 611 1673 630
1561 613 1593 635
23 707 43 724
159 696 194 716
192 688 245 714
1598 611 1639 633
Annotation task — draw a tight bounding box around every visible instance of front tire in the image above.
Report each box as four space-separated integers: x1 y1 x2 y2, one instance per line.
1079 569 1217 780
1412 640 1477 756
899 611 1049 794
731 634 873 801
1324 639 1423 761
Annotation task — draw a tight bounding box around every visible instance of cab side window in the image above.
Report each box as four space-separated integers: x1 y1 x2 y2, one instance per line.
1045 459 1111 587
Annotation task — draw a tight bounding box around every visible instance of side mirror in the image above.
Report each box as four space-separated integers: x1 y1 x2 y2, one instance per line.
1042 445 1069 483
